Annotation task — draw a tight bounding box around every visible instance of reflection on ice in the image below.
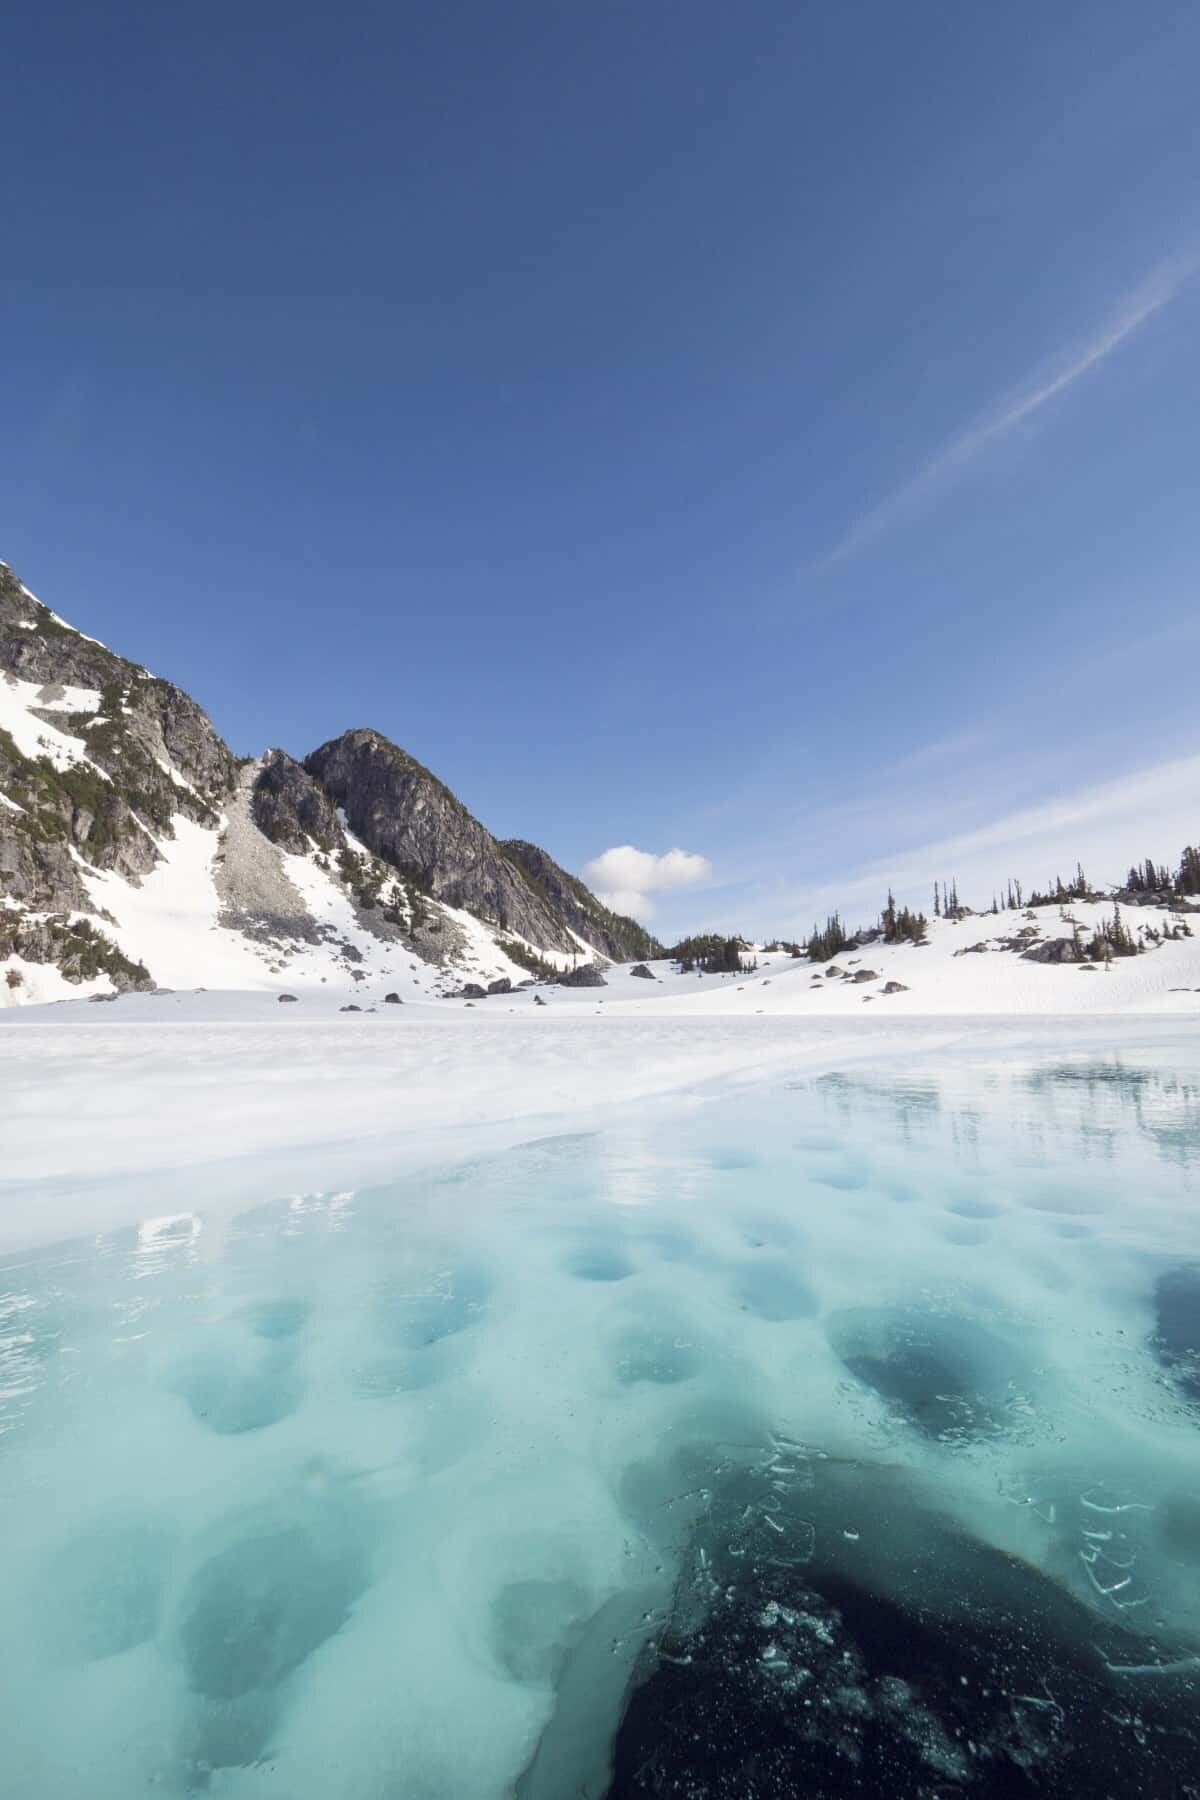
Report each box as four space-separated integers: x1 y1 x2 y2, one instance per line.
1 1053 1199 1795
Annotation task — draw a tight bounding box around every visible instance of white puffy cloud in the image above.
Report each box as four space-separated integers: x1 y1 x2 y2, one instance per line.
583 845 712 920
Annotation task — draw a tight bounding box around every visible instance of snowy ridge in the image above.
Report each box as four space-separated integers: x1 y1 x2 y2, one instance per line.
1 565 615 1005
5 559 1199 1016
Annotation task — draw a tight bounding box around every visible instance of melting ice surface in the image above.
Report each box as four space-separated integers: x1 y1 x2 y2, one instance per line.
2 1055 1200 1796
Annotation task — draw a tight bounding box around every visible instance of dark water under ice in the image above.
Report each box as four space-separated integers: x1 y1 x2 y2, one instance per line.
1 1055 1199 1796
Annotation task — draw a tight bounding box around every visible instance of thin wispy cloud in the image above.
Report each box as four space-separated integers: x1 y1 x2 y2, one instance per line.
681 752 1200 941
819 255 1197 569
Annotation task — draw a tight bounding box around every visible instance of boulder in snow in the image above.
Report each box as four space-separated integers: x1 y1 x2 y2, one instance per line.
557 964 607 988
1021 938 1082 964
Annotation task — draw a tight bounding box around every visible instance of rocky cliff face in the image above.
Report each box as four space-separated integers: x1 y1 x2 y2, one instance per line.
1 564 240 992
1 565 237 897
500 839 661 961
304 728 644 957
1 561 653 1000
1 566 236 810
251 748 345 857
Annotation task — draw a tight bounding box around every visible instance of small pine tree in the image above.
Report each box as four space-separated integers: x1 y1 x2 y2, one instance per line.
806 914 852 963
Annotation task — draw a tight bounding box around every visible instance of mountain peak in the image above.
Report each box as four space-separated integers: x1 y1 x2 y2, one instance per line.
2 560 650 1001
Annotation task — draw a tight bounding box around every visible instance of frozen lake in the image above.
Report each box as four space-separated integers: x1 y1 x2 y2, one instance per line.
2 1052 1199 1796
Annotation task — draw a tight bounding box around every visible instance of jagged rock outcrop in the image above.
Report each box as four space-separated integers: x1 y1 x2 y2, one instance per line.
251 749 345 856
2 565 236 817
0 904 152 992
500 839 661 962
2 560 654 998
304 728 648 959
2 561 238 909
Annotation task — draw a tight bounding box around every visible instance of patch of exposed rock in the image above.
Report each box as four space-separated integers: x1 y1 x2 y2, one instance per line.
1021 936 1084 964
251 749 344 856
500 838 661 962
557 962 608 988
215 763 327 948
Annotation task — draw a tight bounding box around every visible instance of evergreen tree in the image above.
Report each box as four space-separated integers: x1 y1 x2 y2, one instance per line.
1087 904 1140 961
806 914 852 963
882 892 927 946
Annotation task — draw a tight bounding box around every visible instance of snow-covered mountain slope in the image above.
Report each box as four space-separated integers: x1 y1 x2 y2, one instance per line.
0 561 653 1005
5 556 1198 1018
584 897 1200 1017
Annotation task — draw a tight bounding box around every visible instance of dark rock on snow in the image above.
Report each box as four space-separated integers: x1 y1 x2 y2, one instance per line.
556 963 608 988
460 983 487 1000
629 963 655 979
1022 936 1082 964
252 748 345 856
277 993 299 1003
383 991 402 1004
487 976 512 995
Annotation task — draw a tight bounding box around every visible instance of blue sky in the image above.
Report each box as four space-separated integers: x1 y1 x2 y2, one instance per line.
5 2 1199 937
